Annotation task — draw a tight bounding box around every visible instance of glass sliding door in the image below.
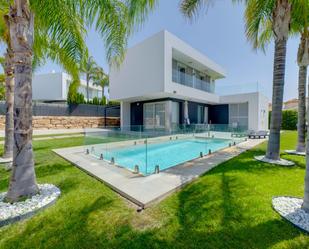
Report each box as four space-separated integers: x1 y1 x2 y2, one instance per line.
144 102 166 130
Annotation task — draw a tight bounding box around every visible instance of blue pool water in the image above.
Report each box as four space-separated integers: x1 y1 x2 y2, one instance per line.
95 138 232 175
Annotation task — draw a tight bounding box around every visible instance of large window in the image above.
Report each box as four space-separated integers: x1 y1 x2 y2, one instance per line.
229 103 248 129
172 59 214 93
144 102 166 129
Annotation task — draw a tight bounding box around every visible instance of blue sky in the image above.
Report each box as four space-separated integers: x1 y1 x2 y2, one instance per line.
37 0 300 101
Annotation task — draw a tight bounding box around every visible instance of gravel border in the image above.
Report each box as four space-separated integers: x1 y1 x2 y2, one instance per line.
0 184 60 227
284 150 306 156
272 196 309 233
254 155 295 166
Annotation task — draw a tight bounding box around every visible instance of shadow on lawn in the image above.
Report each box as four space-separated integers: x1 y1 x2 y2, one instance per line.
0 136 308 248
2 168 306 249
205 148 305 177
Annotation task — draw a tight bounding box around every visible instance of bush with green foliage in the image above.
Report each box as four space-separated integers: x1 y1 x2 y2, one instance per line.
100 96 107 105
269 110 298 130
67 80 86 104
92 97 100 105
108 100 120 106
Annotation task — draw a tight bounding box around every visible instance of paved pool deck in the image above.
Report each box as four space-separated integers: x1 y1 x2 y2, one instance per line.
53 138 265 208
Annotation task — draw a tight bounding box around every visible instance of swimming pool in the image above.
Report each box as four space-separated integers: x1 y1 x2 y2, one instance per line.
92 137 232 175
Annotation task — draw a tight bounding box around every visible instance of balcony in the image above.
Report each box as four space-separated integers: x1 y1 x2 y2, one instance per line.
172 69 215 93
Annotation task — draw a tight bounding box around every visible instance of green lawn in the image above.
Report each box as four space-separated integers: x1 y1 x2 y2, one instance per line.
0 131 309 248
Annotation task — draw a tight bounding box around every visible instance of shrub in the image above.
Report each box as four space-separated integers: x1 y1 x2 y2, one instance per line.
92 97 100 105
100 96 107 106
67 80 86 104
108 100 120 106
269 110 298 130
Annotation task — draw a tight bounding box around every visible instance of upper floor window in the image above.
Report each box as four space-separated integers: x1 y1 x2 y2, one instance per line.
172 58 214 93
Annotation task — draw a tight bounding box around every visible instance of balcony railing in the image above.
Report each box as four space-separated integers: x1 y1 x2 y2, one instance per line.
172 69 215 93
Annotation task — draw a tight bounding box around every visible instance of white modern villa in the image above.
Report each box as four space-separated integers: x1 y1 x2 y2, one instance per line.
32 72 108 102
110 30 268 131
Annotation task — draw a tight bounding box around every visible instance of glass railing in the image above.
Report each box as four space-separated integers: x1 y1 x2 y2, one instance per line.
172 69 214 93
215 82 266 96
84 124 248 176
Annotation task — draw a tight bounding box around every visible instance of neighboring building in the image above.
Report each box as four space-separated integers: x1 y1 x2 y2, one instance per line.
283 98 309 110
110 30 269 131
32 72 103 102
283 98 298 110
268 98 308 111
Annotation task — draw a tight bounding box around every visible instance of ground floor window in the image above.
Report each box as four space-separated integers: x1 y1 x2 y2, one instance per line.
144 102 166 129
229 103 248 129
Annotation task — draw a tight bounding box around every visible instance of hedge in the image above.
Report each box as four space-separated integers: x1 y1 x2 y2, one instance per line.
268 110 298 130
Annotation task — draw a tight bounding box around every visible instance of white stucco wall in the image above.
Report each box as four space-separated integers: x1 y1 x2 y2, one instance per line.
220 92 268 131
121 101 131 127
33 72 102 101
110 31 165 101
33 73 63 101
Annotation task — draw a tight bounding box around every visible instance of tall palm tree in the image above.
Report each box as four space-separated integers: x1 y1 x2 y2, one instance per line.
4 0 157 203
245 0 306 161
293 5 309 153
93 66 109 101
4 0 87 202
295 33 308 153
0 6 14 160
0 1 85 166
80 55 97 102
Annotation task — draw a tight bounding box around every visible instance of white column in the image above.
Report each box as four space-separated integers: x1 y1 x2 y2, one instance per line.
120 101 130 129
184 101 189 124
204 106 208 124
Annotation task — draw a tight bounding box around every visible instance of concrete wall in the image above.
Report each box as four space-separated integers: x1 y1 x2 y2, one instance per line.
121 101 131 127
0 116 120 129
33 73 63 101
33 72 102 101
110 31 165 101
164 30 224 104
220 92 268 131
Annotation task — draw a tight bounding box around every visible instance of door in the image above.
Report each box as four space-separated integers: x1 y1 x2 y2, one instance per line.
144 102 166 130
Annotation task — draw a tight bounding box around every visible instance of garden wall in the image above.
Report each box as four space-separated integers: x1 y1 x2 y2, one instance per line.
0 116 120 129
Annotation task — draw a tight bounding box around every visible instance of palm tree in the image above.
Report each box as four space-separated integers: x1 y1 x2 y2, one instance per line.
93 66 109 102
80 55 97 103
295 33 308 153
245 0 294 161
293 5 309 153
246 0 309 162
0 1 85 167
4 0 157 203
0 6 14 161
181 0 304 162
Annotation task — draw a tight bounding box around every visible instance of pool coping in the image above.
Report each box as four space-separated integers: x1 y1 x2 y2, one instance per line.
53 138 265 208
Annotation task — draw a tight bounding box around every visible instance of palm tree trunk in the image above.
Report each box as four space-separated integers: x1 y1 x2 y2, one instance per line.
296 65 307 152
266 39 288 160
5 0 38 203
3 51 14 159
302 81 309 212
86 74 89 102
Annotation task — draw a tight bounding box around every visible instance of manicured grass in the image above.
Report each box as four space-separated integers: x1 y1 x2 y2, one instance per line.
0 131 309 248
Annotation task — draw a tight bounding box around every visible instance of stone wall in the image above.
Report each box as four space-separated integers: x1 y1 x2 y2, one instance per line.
0 116 120 129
